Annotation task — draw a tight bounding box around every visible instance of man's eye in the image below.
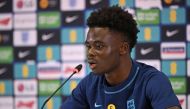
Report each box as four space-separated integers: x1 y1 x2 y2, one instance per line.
95 44 104 49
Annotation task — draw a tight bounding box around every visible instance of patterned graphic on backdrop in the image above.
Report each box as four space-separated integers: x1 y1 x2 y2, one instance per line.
0 0 189 108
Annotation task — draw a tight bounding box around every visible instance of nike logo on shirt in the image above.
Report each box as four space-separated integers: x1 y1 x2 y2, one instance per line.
94 103 102 108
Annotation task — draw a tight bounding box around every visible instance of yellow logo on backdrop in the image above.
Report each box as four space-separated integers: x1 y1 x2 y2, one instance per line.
119 0 126 6
0 82 5 94
69 30 77 43
46 47 53 60
144 27 151 41
40 0 48 9
47 98 53 109
22 64 29 78
70 80 77 92
170 9 177 23
164 0 173 4
170 61 177 75
107 104 116 109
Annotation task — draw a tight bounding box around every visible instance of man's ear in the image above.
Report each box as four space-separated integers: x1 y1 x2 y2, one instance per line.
120 42 130 55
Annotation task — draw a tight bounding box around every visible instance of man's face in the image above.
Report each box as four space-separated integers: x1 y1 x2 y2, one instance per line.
85 27 123 75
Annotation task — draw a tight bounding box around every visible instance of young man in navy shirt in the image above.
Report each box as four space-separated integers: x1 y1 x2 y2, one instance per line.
61 6 181 109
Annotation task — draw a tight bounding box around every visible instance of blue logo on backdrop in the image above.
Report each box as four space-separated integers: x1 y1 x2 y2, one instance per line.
127 99 135 109
21 31 29 42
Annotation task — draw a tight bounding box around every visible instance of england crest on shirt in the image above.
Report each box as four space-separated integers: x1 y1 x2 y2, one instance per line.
127 99 135 109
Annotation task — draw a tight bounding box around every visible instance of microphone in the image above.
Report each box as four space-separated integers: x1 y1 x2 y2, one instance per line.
41 64 83 109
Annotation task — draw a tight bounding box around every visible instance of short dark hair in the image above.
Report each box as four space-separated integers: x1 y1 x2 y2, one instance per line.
87 5 139 52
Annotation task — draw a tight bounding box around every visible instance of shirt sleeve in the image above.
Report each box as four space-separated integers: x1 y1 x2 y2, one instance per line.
60 78 89 109
145 72 181 109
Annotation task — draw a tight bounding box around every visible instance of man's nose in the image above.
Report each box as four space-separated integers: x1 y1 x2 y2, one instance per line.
87 47 96 58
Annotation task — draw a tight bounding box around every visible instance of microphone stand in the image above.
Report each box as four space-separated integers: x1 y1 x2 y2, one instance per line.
41 72 76 109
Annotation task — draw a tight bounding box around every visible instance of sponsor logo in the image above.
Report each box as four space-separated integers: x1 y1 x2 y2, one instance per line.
39 80 60 95
0 68 6 75
61 28 84 43
38 29 60 44
188 43 190 58
0 0 12 12
14 79 37 96
0 14 12 30
135 0 162 9
39 0 59 10
188 60 190 76
62 79 80 95
15 47 36 61
14 61 36 79
162 0 185 6
0 47 13 63
14 0 37 12
90 0 101 5
0 31 12 45
176 95 186 109
14 30 37 47
18 50 30 58
138 26 160 42
61 45 85 61
42 33 54 41
62 62 85 79
0 80 13 95
162 25 185 41
161 42 186 59
187 25 190 41
65 15 79 23
137 60 160 71
166 30 179 37
38 12 60 28
169 77 186 94
136 43 160 59
140 47 153 55
136 9 160 24
38 96 61 109
15 97 37 109
38 61 61 79
162 60 186 76
0 1 6 8
0 97 13 109
62 11 84 26
14 13 36 29
161 8 185 24
37 45 60 61
61 0 85 11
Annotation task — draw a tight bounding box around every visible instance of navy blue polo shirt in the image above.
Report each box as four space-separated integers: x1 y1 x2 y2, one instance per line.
61 61 180 109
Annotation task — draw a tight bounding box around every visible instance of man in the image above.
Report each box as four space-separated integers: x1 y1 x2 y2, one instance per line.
61 6 181 109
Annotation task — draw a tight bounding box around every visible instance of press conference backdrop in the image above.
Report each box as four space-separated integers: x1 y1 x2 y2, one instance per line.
0 0 189 109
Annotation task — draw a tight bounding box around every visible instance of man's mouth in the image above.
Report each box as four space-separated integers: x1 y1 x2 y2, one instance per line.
89 63 96 69
88 60 97 69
